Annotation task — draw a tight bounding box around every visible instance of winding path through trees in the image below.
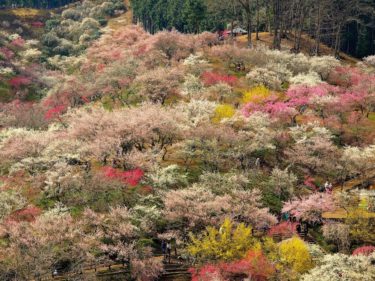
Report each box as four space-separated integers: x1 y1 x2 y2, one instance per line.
323 168 375 219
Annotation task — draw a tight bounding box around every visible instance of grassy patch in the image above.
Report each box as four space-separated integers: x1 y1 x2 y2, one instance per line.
0 8 49 18
0 82 12 102
368 112 375 122
36 196 57 210
107 1 132 31
70 206 85 218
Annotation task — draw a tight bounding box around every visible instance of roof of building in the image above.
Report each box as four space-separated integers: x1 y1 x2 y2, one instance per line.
223 27 248 34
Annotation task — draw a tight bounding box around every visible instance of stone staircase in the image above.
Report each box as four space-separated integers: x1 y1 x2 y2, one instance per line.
92 257 192 281
159 261 191 281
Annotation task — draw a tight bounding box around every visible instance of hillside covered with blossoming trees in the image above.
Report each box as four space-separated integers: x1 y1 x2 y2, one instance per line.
0 0 375 281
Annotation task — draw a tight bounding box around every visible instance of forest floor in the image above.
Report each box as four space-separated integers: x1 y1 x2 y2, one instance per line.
106 0 133 31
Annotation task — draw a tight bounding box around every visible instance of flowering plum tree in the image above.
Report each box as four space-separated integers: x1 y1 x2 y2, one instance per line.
66 104 184 165
0 189 26 221
282 193 336 223
134 67 183 104
322 222 350 252
150 30 195 61
163 187 231 238
81 208 163 280
229 189 277 228
301 253 375 281
0 213 89 280
163 187 276 240
340 145 375 187
285 124 341 177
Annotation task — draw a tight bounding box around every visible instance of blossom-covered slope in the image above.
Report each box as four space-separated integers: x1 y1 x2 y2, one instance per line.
0 1 375 281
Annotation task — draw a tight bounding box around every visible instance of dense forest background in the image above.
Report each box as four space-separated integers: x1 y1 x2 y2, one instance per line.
0 0 77 9
130 0 375 58
0 0 374 57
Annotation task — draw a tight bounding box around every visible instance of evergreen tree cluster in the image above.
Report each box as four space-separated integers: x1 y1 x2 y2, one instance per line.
341 0 375 58
131 0 375 58
0 0 77 9
130 0 227 34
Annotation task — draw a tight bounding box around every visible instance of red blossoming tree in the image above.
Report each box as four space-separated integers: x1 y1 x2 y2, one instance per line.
9 76 31 89
102 166 144 187
202 71 238 86
352 245 375 256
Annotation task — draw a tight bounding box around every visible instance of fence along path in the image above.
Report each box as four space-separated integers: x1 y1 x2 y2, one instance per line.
34 254 191 281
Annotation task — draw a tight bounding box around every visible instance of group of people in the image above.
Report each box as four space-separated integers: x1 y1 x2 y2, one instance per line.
319 181 333 193
279 212 309 237
296 220 309 235
161 240 173 263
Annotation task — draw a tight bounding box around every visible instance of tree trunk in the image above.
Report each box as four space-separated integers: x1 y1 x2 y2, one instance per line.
247 16 252 47
231 0 236 39
273 0 281 49
314 0 322 55
296 19 304 52
334 23 342 58
293 1 300 51
256 0 260 40
231 19 235 39
239 1 253 47
266 1 272 33
295 3 305 52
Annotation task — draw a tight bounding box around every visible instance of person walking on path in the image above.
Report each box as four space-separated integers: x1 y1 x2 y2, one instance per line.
166 241 172 263
161 240 167 260
296 224 301 234
327 182 333 193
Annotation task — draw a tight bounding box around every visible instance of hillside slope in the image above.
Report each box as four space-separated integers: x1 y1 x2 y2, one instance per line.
0 1 374 281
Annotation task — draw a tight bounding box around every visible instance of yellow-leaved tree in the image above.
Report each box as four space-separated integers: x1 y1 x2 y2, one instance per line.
279 236 313 279
212 104 235 123
242 85 271 104
261 236 280 262
346 208 375 244
188 218 257 262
